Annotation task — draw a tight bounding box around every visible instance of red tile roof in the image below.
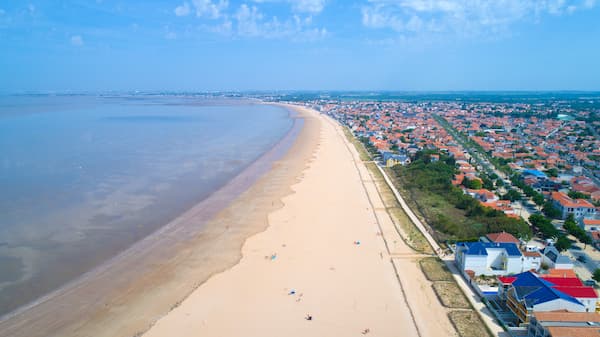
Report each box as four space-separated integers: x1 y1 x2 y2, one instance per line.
552 286 598 299
584 219 600 226
486 232 520 244
498 276 516 284
541 276 584 287
552 191 595 208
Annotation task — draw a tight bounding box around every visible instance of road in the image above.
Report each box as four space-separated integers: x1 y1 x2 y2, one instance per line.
568 248 599 277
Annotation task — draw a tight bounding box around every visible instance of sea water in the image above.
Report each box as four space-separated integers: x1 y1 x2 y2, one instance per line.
0 95 293 316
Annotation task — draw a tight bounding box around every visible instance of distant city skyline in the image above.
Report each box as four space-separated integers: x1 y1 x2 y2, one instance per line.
1 0 599 92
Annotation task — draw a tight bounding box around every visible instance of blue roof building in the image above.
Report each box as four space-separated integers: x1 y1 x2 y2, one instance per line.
499 271 587 324
522 169 547 180
455 241 523 276
381 151 411 167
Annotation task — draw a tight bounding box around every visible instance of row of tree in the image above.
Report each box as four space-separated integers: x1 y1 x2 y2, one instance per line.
563 214 592 247
528 214 571 251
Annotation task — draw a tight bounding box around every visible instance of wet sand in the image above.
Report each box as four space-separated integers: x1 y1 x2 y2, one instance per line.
142 106 426 337
0 105 316 337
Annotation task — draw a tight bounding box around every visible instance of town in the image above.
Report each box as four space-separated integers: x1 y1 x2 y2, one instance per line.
296 97 600 337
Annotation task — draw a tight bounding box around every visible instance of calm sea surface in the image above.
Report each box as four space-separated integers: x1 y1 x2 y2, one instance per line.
0 95 293 316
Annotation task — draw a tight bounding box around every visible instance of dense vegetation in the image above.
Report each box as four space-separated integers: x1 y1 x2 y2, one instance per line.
568 190 590 200
358 136 379 156
391 151 531 241
563 214 592 247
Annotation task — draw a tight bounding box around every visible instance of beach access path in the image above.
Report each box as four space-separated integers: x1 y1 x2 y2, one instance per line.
142 106 446 337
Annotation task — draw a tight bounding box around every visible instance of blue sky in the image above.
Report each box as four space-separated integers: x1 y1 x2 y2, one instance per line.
1 0 599 92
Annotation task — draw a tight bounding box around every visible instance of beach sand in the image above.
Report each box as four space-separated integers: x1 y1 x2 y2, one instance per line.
1 105 456 337
142 106 445 337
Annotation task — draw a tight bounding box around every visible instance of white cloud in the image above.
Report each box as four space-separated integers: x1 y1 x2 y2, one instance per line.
361 0 598 36
235 4 264 36
165 31 177 39
174 0 228 18
192 0 228 19
206 19 233 35
174 2 191 16
177 1 327 40
293 0 326 13
230 4 326 40
70 35 84 46
251 0 326 14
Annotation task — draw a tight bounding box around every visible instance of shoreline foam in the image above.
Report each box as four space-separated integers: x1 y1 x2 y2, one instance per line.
0 104 316 337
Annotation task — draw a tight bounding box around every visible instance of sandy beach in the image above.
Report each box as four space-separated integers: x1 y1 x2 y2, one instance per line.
142 106 455 337
1 104 457 337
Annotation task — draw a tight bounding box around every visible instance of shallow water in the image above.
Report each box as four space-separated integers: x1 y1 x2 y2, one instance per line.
0 95 293 316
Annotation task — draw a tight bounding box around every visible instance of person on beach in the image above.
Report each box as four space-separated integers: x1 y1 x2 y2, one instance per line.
305 314 312 321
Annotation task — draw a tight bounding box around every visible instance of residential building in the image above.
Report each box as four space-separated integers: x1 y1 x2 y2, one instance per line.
584 219 600 232
551 191 597 220
541 246 574 270
528 310 600 337
498 271 596 324
486 232 521 244
381 152 411 167
455 241 523 276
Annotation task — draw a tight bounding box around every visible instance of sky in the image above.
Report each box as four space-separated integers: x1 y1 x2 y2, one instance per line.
0 0 599 92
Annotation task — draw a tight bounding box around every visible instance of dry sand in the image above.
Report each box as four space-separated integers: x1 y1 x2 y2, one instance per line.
1 105 455 337
143 106 451 337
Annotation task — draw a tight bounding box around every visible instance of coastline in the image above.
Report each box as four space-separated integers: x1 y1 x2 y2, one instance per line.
0 104 317 337
140 106 439 337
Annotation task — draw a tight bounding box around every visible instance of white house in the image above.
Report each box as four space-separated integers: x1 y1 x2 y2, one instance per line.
521 245 543 272
541 246 573 270
551 191 597 220
455 242 523 276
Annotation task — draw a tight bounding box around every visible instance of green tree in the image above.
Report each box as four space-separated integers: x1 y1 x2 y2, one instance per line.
568 190 589 200
462 178 483 190
529 214 559 239
564 214 578 232
593 269 600 283
482 177 495 190
543 202 561 219
532 193 545 206
545 168 559 178
555 235 572 252
580 234 592 249
502 189 522 202
523 185 536 198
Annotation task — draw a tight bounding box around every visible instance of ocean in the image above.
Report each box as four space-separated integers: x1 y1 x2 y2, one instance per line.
0 95 294 317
